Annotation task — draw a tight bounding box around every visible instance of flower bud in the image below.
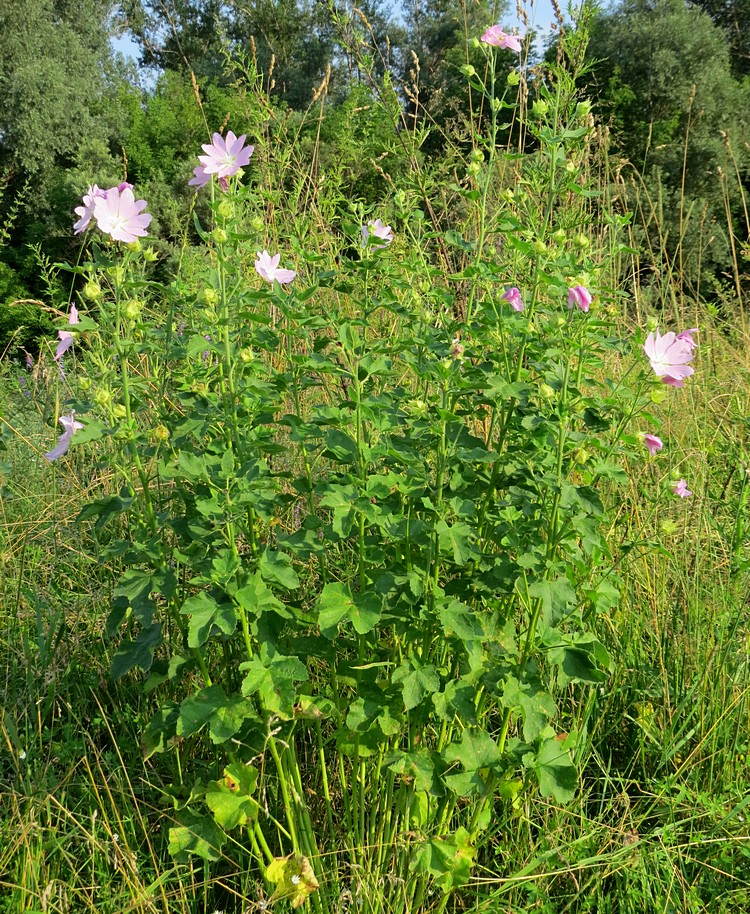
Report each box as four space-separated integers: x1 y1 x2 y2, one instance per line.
212 227 228 244
202 288 219 306
143 246 158 263
532 240 546 255
217 200 235 220
532 99 548 118
574 448 590 465
250 215 265 233
575 233 591 249
646 315 659 332
539 383 556 400
491 97 502 112
78 376 92 391
660 519 679 537
94 387 112 407
650 387 669 405
575 100 592 120
240 346 255 363
469 37 480 49
565 160 576 173
153 424 170 443
551 229 566 246
83 281 101 301
554 314 567 328
127 239 142 253
123 298 143 320
113 404 127 419
461 64 476 78
467 161 482 177
507 70 520 86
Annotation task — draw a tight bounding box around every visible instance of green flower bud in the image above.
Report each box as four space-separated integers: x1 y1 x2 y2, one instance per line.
153 424 170 443
250 215 265 233
127 239 142 253
217 200 235 220
94 387 112 407
532 240 546 255
467 161 482 177
78 376 92 391
202 288 219 306
507 70 520 86
532 99 548 118
83 281 101 301
112 404 127 419
143 246 158 263
461 64 476 78
660 519 679 537
650 386 669 405
212 227 228 244
551 229 566 246
240 346 255 363
575 233 591 249
123 298 143 320
539 383 556 400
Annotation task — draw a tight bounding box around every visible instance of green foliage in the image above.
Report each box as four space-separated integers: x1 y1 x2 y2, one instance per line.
585 0 750 282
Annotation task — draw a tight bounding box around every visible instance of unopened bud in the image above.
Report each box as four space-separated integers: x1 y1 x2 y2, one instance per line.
461 64 476 78
83 281 101 301
123 298 143 320
217 200 235 220
202 288 219 306
539 383 556 400
153 424 170 442
94 387 112 408
551 229 566 245
143 246 158 263
212 227 228 244
240 347 255 363
532 99 548 118
575 233 590 249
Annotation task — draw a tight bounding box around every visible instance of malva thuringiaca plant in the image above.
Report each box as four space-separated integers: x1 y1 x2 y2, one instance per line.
40 19 699 913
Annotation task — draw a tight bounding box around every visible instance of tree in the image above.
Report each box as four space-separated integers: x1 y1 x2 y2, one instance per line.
584 0 750 282
0 0 118 178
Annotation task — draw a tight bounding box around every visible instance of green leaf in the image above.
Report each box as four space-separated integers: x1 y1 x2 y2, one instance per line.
411 827 475 892
110 623 162 679
436 519 475 566
141 701 179 759
531 737 578 804
168 812 225 862
235 571 291 620
206 763 258 829
240 651 308 718
317 582 381 637
180 593 237 648
443 731 502 796
259 548 300 590
177 684 227 738
393 659 440 711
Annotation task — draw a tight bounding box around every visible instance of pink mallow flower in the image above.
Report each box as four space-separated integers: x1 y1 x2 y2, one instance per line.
568 285 592 312
676 327 699 350
93 186 152 243
480 26 523 52
189 164 211 188
198 131 254 179
362 219 394 250
255 250 296 285
643 433 663 456
73 184 106 234
672 478 693 498
54 304 79 361
44 412 83 462
643 327 696 387
501 287 525 312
